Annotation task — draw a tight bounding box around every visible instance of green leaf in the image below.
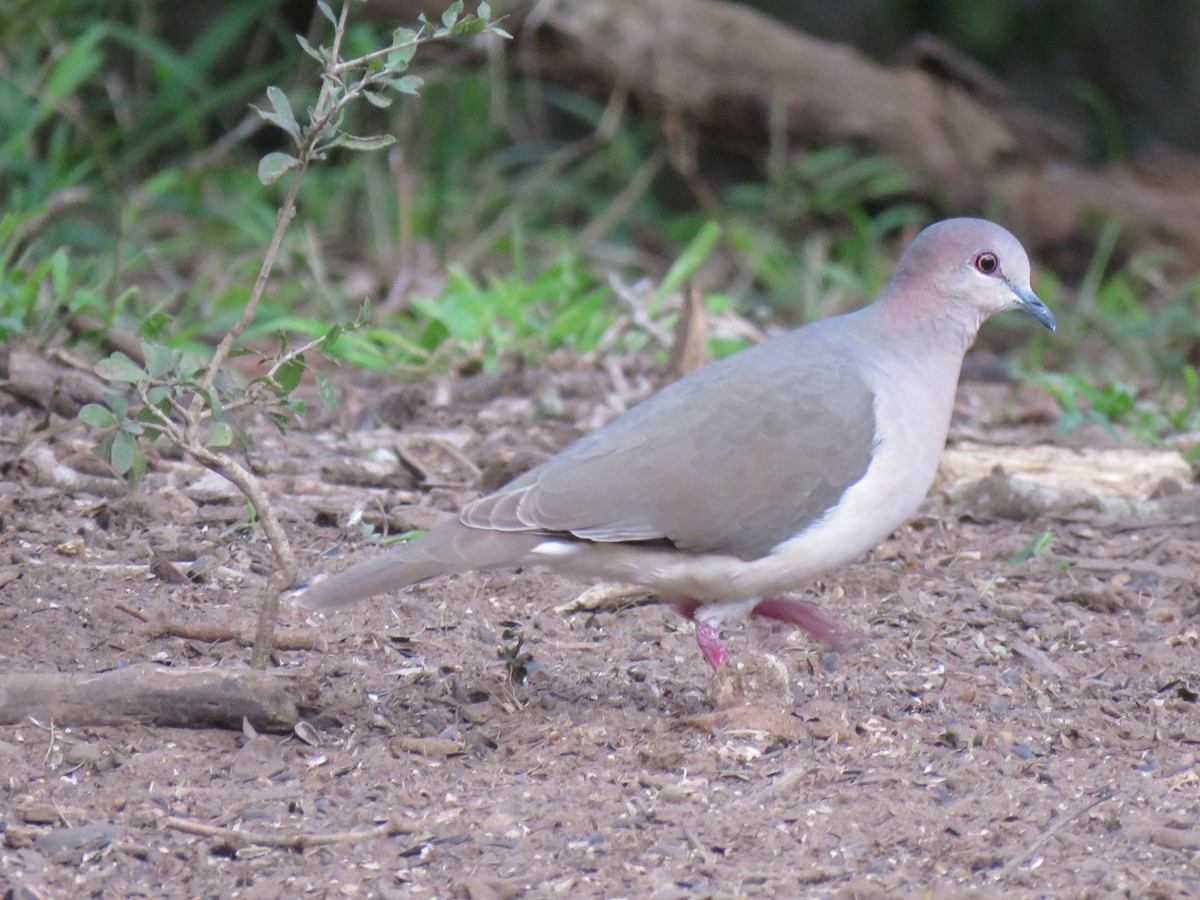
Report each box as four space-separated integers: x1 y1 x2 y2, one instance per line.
275 358 305 394
412 294 482 342
356 297 372 326
363 90 393 108
451 13 484 36
49 248 69 299
321 323 344 348
479 1 493 19
104 392 129 420
46 31 102 94
41 27 103 110
110 430 139 475
442 1 463 29
254 106 293 140
1009 529 1054 565
547 292 605 348
110 286 141 317
65 288 105 314
391 26 418 45
91 433 114 466
231 420 251 448
386 28 419 68
387 45 418 68
652 221 721 314
126 446 147 486
316 0 337 26
139 311 173 339
388 75 424 95
134 407 164 440
315 370 338 409
329 134 396 152
141 341 178 379
266 85 301 144
383 529 425 545
204 388 225 420
95 352 146 384
79 404 118 428
258 151 298 185
296 34 326 63
206 421 234 448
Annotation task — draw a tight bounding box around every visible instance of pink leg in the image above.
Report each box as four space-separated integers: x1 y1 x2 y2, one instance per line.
752 597 860 651
694 619 731 670
668 598 730 669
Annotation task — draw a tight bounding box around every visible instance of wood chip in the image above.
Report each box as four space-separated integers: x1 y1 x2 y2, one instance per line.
390 736 465 759
554 582 652 614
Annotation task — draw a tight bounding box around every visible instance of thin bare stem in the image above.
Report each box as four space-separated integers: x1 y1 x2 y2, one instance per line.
329 33 424 75
206 331 336 418
168 4 356 666
190 166 307 421
187 2 351 420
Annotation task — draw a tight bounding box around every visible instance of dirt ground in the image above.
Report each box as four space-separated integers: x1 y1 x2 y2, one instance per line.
2 357 1199 899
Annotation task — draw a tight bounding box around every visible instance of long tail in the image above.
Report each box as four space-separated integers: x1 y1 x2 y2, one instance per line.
294 520 543 611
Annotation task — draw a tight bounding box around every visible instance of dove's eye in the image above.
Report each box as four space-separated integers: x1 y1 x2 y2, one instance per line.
974 252 999 275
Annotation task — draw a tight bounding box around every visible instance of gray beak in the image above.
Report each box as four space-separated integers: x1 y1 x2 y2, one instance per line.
1009 283 1056 331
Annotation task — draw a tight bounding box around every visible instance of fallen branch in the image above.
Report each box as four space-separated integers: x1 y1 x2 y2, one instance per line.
0 347 108 418
0 663 319 732
115 604 316 651
504 0 1200 249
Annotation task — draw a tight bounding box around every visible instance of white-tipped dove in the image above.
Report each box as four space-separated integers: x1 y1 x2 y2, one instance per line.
297 218 1055 668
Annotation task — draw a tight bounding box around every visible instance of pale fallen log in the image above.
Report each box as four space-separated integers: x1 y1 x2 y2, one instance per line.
940 443 1200 520
941 442 1192 501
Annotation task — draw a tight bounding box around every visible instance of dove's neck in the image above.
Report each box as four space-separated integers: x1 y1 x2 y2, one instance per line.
827 291 975 477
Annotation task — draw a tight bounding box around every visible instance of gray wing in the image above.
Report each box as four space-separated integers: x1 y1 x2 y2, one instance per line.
461 330 877 561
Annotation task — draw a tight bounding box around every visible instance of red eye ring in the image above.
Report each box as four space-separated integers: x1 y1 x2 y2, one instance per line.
974 252 999 275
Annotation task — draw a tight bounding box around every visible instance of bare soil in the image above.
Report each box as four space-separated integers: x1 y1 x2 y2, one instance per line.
2 360 1199 898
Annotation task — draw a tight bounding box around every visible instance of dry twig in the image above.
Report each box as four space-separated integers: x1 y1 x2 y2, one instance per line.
164 815 419 850
995 790 1115 881
115 604 316 651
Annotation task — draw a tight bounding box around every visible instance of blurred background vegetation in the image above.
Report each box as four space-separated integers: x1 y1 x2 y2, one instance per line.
4 0 1200 459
